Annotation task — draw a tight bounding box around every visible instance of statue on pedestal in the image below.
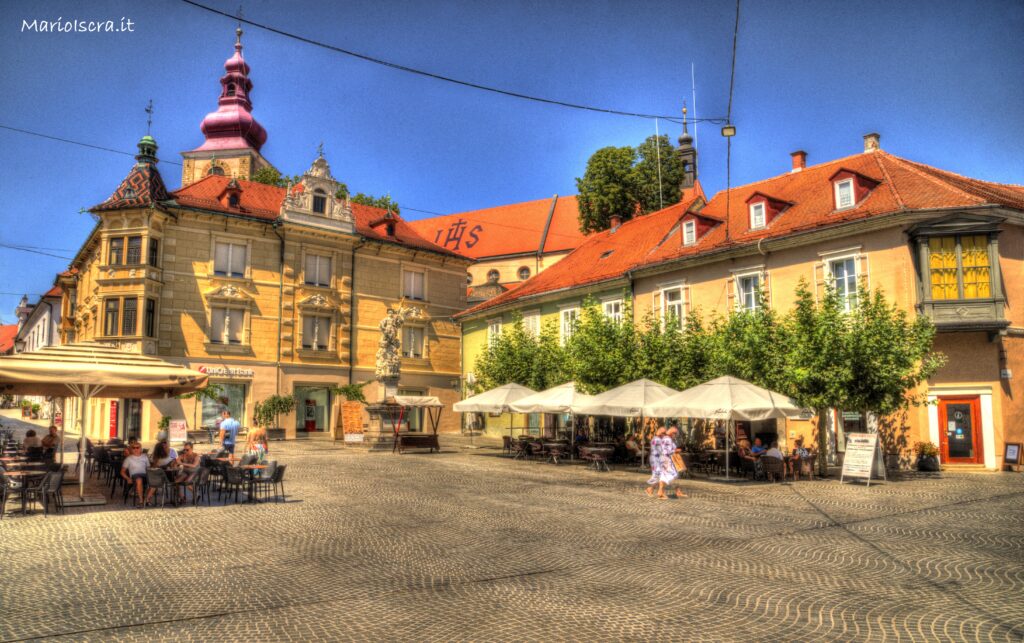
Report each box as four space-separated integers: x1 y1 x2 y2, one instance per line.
375 304 421 397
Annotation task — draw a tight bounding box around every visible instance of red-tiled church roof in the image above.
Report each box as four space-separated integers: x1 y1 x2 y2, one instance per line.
406 195 590 259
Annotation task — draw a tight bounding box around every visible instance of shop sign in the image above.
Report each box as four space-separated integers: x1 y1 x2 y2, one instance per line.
109 400 119 439
840 433 886 487
344 433 364 442
197 365 255 378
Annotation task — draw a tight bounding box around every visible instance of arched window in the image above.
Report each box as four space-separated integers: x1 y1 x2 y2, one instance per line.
517 266 531 281
312 189 327 214
207 164 225 176
226 83 236 97
487 269 500 283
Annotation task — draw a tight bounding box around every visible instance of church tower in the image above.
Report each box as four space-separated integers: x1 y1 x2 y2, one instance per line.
180 26 271 186
678 105 698 190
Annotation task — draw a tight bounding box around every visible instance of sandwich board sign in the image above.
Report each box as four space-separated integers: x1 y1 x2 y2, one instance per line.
841 433 886 486
168 420 188 443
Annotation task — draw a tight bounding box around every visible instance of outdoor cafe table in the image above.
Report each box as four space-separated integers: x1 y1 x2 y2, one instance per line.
5 469 47 514
239 464 267 503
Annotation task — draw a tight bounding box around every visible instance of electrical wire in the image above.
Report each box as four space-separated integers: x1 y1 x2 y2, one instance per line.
0 124 183 167
0 244 72 260
723 0 741 244
181 0 727 125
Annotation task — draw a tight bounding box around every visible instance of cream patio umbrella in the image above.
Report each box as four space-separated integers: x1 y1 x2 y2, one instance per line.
510 382 595 444
0 342 208 500
453 383 537 441
574 379 680 467
644 376 805 479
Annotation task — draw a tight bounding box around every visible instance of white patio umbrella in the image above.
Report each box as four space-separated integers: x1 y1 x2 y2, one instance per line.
645 376 805 479
574 379 679 468
510 382 595 447
453 383 537 440
0 342 208 500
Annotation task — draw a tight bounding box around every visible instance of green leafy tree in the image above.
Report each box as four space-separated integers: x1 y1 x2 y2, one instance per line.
575 146 637 233
529 321 568 391
710 292 788 392
575 135 685 233
564 298 637 394
251 166 302 188
254 394 297 429
177 383 224 432
351 193 400 215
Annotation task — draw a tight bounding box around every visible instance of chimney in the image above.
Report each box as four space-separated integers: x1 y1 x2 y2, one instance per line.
790 150 807 172
609 214 622 230
863 132 881 153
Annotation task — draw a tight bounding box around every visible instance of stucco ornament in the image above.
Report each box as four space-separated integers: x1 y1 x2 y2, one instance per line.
375 304 421 381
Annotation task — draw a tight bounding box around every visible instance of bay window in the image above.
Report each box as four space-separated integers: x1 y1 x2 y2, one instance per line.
929 235 991 300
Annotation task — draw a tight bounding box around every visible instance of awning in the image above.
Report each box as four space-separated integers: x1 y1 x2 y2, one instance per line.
645 376 805 420
509 382 595 414
574 379 679 417
453 383 537 413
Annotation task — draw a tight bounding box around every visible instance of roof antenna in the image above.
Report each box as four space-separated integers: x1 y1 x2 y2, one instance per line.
654 117 663 210
144 99 153 135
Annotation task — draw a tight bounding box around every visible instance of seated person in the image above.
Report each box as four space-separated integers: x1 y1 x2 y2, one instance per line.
22 429 41 449
750 437 767 456
120 443 149 507
625 435 642 459
40 425 60 450
150 440 177 469
788 437 811 477
737 439 756 461
170 442 201 502
764 441 784 460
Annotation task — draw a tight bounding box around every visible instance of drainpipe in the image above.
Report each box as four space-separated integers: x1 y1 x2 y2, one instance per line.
347 241 364 385
271 220 285 396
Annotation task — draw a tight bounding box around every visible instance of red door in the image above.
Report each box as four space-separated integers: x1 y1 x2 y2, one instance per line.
938 397 983 464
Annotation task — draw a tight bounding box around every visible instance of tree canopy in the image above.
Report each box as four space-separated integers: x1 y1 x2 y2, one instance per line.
351 193 400 215
575 134 684 233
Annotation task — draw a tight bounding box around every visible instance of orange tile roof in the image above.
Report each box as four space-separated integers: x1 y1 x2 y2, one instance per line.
457 185 705 317
643 150 1024 266
171 176 463 257
406 195 590 259
43 285 62 298
0 325 17 354
458 150 1024 318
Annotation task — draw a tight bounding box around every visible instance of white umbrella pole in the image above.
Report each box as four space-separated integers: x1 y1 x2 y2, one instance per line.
78 386 89 498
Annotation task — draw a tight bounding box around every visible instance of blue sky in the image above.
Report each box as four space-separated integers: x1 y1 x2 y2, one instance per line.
1 0 1022 322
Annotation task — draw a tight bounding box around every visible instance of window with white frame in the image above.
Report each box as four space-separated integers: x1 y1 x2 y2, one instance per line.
835 179 855 210
522 310 540 337
830 257 858 311
487 318 502 345
750 202 766 229
603 299 624 324
302 314 331 350
210 307 244 344
560 307 578 344
402 326 424 358
661 287 685 328
737 273 761 311
403 269 425 300
214 241 247 278
304 253 331 287
683 220 697 246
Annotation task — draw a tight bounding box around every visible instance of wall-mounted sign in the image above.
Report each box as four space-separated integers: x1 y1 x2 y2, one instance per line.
197 365 255 378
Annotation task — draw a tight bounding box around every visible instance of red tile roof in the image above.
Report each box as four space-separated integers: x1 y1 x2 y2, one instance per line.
43 285 62 298
458 149 1024 318
170 176 464 257
457 185 706 318
643 150 1024 266
93 163 169 211
0 325 17 354
406 195 590 259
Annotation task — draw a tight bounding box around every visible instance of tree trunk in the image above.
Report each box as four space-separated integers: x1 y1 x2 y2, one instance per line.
817 409 829 477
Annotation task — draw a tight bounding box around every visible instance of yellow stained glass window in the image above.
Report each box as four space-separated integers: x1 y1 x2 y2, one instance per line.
929 237 958 300
961 235 991 299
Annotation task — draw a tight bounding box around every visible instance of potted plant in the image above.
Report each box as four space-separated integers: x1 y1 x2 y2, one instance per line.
30 402 41 419
914 441 940 472
157 415 171 442
254 394 296 441
333 382 368 441
20 399 31 417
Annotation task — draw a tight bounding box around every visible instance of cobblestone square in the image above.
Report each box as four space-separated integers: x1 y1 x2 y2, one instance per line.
1 437 1023 642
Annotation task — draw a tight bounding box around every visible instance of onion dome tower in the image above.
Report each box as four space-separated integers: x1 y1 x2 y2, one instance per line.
180 26 271 187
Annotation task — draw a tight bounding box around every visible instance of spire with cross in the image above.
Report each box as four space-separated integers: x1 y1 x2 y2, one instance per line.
145 99 153 135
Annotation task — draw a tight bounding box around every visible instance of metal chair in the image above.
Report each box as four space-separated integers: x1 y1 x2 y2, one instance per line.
251 461 277 501
220 467 245 504
761 456 785 483
145 468 173 507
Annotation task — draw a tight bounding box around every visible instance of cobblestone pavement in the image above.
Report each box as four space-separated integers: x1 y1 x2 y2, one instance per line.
1 438 1023 642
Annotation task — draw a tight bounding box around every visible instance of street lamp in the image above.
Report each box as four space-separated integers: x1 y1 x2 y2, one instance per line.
13 338 25 353
721 124 737 137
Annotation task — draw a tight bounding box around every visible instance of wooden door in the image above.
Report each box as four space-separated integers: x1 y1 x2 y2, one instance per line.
938 397 983 464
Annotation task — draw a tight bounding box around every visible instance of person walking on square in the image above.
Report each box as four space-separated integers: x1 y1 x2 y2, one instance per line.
217 409 240 456
645 426 683 500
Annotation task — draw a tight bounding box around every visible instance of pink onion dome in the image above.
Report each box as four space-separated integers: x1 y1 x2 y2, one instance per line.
194 27 267 152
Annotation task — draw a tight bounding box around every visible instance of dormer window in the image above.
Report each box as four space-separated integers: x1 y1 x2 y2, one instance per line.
386 222 396 237
312 189 327 214
683 220 696 246
750 202 766 229
835 178 855 210
228 193 240 208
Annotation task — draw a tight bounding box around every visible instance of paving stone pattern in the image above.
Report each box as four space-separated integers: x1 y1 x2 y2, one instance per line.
1 437 1023 642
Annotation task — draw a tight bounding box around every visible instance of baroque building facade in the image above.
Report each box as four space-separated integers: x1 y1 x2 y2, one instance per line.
59 30 470 441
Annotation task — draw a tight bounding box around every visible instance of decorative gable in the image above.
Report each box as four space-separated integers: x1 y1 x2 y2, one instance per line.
280 153 355 234
828 168 880 210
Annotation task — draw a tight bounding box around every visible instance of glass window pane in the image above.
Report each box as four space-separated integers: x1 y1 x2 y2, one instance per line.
961 235 991 299
929 237 958 299
201 383 246 429
148 239 159 267
230 244 246 277
109 238 124 265
214 243 229 275
126 237 142 264
211 308 225 343
104 299 119 336
121 298 137 336
228 309 244 343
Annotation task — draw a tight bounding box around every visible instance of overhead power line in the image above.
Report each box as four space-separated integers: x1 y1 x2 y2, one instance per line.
0 124 182 167
181 0 727 125
723 0 741 244
0 244 72 260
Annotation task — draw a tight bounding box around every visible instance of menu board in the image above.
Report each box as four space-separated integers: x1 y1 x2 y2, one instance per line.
841 433 885 486
169 420 187 443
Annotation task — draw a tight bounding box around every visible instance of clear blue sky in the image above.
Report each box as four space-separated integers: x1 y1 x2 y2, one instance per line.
1 0 1022 322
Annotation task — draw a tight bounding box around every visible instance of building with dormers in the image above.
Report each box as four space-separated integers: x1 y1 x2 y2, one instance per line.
457 133 1024 471
58 29 471 442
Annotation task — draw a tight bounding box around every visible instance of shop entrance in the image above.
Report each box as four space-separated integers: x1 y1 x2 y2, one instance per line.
295 386 332 432
939 397 983 464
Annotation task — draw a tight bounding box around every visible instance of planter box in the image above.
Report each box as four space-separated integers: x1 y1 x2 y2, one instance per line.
266 428 286 441
916 455 940 472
